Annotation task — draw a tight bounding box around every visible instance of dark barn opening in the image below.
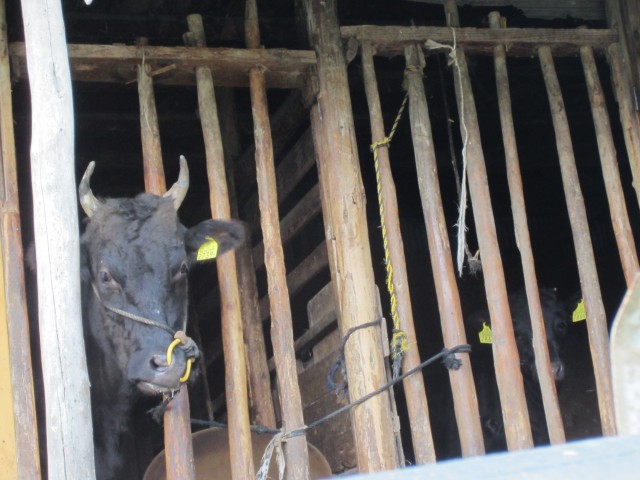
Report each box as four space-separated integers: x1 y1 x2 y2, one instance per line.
3 0 639 478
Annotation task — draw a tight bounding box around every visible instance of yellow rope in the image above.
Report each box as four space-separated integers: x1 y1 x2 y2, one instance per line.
370 65 420 376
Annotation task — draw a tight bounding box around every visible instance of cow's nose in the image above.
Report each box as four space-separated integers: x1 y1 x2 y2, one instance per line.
150 354 169 370
551 360 565 382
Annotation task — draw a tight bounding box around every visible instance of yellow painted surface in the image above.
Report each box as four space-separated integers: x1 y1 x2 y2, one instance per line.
0 236 18 477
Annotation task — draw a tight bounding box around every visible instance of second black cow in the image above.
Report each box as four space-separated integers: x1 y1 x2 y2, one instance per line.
467 287 570 452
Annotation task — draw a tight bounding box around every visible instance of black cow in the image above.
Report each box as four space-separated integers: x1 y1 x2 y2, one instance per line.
78 157 245 479
467 287 570 451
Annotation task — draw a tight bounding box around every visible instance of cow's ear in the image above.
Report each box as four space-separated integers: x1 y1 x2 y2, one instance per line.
185 219 246 263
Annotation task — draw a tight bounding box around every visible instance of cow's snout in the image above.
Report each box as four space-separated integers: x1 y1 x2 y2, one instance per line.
551 360 565 382
128 347 188 394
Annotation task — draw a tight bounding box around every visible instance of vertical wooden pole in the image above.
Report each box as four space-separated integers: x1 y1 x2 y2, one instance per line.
136 37 195 480
245 2 310 478
187 14 254 480
607 43 640 209
580 43 639 287
402 44 486 458
137 37 166 194
538 45 616 436
302 0 400 472
0 0 41 477
489 12 566 446
218 85 276 429
21 0 95 477
444 0 533 451
360 42 436 465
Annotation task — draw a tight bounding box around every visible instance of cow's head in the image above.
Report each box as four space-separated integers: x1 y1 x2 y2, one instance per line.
79 157 245 396
468 288 568 383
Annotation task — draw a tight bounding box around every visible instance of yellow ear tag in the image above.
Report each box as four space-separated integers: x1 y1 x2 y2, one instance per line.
478 322 493 344
572 298 586 323
196 237 219 262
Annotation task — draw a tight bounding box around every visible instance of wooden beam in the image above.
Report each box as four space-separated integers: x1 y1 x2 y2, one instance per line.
135 35 195 480
444 0 533 451
489 11 566 446
0 0 40 477
538 45 616 436
580 41 639 286
9 42 315 88
302 0 400 472
245 1 310 477
187 14 254 480
361 42 436 464
403 43 486 458
340 25 617 57
21 0 95 477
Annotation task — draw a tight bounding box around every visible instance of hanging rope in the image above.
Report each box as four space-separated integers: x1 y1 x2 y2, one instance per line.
370 65 422 378
425 28 476 277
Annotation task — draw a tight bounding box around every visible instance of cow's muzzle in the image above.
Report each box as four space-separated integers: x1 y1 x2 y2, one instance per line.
128 347 189 395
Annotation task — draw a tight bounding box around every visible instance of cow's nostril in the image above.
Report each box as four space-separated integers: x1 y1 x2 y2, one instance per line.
552 361 565 382
150 354 169 370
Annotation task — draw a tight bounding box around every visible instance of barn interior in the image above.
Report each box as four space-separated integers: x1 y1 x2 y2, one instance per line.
3 0 639 478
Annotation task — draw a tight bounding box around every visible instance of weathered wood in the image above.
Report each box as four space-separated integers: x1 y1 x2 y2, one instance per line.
252 182 321 271
299 339 356 473
607 43 640 209
163 388 195 479
259 240 328 323
605 1 640 113
302 0 400 472
245 1 310 478
403 44 486 458
489 12 566 446
580 43 639 287
137 38 167 200
21 0 95 477
9 42 315 88
0 231 17 479
361 42 435 464
0 0 40 476
217 85 276 429
235 91 308 198
340 25 617 57
538 45 616 436
187 14 254 480
243 129 316 227
444 0 533 451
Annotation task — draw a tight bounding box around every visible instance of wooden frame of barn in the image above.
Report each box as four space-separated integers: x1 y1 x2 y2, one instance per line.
1 0 639 478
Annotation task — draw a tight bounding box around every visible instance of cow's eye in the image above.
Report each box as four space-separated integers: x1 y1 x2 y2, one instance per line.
99 269 113 284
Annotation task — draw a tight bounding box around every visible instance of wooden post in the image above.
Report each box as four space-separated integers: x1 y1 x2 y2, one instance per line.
245 2 311 478
302 0 400 472
538 45 616 436
444 0 533 451
136 37 195 480
443 0 533 451
402 44 486 458
360 42 436 464
580 43 639 287
489 12 566 446
607 43 640 209
21 0 95 477
137 37 167 194
0 0 41 477
187 14 254 480
218 84 276 429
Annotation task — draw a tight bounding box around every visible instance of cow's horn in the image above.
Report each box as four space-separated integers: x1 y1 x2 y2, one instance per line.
78 161 102 218
164 155 189 211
